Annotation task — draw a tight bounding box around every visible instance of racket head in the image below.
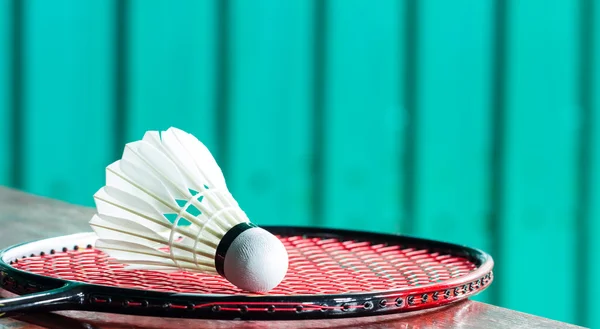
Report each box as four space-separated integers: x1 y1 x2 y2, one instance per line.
0 226 494 320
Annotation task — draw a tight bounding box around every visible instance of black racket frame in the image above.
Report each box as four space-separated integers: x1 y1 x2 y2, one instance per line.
0 226 494 320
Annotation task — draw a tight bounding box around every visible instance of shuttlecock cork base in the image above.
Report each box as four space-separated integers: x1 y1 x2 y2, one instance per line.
215 222 289 293
89 127 289 293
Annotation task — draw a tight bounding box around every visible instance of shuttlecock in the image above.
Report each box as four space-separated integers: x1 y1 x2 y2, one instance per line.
89 127 289 293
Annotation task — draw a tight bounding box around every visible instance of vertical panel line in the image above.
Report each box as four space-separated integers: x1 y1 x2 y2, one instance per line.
312 0 326 227
403 0 418 235
215 0 230 175
10 0 24 189
489 0 508 307
114 0 128 158
577 0 593 325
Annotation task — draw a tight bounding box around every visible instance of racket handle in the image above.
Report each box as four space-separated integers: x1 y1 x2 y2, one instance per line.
0 284 84 317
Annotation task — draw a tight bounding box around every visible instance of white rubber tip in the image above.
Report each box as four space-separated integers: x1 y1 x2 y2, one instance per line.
223 227 289 293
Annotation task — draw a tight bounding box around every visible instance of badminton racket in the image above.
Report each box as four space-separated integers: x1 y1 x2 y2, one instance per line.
0 226 493 320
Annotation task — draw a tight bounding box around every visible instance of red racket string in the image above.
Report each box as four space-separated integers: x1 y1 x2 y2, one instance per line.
9 235 477 295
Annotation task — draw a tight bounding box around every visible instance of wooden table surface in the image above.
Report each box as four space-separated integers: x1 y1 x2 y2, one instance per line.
0 187 585 329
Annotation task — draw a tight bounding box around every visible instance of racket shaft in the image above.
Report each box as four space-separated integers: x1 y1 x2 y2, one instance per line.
0 285 83 317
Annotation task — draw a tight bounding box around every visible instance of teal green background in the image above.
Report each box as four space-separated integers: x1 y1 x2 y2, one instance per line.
0 1 598 327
